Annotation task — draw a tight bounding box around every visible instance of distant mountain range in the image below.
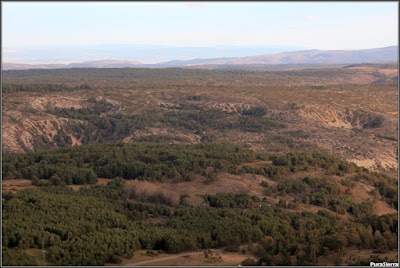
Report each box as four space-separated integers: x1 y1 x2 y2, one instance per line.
3 46 397 70
3 44 306 64
156 46 398 66
3 60 143 70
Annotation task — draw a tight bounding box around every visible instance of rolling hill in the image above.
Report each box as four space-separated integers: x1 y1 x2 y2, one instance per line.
2 60 143 70
161 46 398 66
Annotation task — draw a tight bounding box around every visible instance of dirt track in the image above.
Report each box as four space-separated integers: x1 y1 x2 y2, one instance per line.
123 250 209 266
123 243 258 266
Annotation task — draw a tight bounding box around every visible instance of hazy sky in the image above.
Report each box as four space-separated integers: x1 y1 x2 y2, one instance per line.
2 1 398 49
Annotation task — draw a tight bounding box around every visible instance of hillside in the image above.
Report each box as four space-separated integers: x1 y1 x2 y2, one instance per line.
2 143 398 265
162 46 398 66
216 46 398 65
2 65 398 172
2 64 398 266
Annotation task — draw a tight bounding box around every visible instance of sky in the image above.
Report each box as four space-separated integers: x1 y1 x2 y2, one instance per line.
2 1 398 50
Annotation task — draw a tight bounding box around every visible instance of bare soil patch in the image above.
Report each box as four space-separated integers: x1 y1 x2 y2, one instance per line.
2 179 35 192
342 248 398 265
373 201 398 216
350 181 374 204
151 173 267 199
